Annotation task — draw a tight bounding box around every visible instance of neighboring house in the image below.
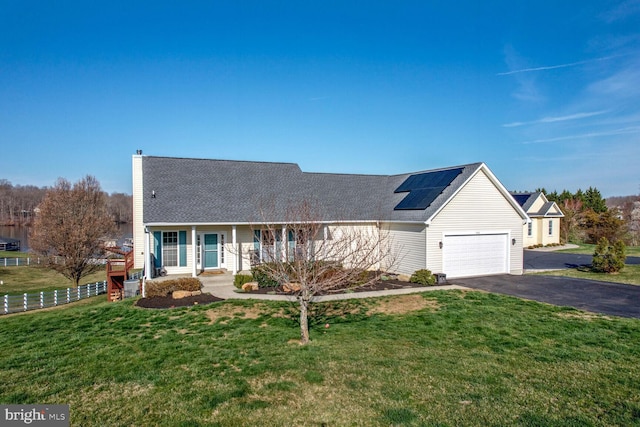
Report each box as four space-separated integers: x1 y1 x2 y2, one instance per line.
511 192 564 247
0 237 20 251
132 154 529 280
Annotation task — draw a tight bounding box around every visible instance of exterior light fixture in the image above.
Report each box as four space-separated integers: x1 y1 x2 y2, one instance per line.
512 238 516 245
151 190 156 198
439 241 443 249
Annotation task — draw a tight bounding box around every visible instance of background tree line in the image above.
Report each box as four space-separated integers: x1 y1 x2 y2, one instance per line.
0 178 132 226
536 186 640 246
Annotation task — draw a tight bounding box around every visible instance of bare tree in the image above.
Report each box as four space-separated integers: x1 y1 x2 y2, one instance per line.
250 200 396 344
107 192 133 224
29 176 116 286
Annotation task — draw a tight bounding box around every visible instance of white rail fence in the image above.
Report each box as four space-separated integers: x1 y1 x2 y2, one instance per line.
1 257 44 267
2 281 107 315
0 257 110 267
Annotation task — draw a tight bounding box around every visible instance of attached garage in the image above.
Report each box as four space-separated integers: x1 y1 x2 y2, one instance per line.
442 233 509 278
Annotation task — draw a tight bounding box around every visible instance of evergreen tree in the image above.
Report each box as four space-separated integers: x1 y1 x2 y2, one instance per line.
546 190 559 202
558 190 573 204
584 187 607 213
592 237 626 273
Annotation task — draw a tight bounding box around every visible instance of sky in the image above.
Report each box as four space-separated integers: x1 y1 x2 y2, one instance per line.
1 1 639 197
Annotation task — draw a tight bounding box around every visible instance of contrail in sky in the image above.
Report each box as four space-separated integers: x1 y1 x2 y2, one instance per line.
498 55 618 76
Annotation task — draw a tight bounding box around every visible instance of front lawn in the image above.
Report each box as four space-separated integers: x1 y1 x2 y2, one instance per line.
534 264 640 286
1 291 639 426
0 266 107 295
559 243 640 257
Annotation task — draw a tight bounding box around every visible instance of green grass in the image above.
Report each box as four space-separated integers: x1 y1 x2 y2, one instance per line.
0 266 107 295
534 264 640 286
559 243 640 256
1 291 640 426
541 243 640 285
0 251 30 258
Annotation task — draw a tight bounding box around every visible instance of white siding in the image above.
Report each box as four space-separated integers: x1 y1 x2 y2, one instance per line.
237 226 256 273
327 223 381 269
132 155 145 269
427 169 524 275
148 226 193 276
385 222 426 275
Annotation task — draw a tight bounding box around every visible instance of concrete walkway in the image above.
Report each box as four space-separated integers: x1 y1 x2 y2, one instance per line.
195 272 467 302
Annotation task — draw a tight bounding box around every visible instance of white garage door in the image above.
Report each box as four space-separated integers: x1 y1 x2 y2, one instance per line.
443 233 509 278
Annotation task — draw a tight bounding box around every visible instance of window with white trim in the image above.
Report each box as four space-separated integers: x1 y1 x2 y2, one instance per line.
548 220 553 236
527 222 532 236
163 231 178 267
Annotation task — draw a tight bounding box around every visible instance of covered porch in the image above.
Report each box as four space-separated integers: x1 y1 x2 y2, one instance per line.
142 222 335 280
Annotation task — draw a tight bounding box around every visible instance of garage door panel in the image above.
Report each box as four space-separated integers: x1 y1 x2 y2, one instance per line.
444 234 508 278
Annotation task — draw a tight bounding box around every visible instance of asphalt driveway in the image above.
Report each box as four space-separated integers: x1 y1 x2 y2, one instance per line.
453 250 640 319
524 249 640 271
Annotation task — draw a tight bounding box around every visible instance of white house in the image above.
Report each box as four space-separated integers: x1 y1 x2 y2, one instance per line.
132 154 529 280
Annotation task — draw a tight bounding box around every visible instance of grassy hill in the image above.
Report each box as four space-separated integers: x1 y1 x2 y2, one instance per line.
1 291 639 426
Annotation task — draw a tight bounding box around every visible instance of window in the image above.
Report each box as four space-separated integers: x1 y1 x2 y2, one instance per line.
527 222 532 236
548 220 553 236
162 231 178 266
256 229 278 262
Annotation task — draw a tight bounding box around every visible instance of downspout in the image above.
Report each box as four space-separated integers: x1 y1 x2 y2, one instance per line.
143 226 150 297
424 221 430 270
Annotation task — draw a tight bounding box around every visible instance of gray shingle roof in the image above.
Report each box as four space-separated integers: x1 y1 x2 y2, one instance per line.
142 156 484 224
509 192 564 218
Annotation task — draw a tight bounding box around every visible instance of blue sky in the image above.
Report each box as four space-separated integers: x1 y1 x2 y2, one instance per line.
1 1 639 197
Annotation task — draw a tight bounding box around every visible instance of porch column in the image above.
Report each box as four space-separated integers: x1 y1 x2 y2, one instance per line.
191 226 197 277
323 224 328 259
281 226 287 262
232 225 237 275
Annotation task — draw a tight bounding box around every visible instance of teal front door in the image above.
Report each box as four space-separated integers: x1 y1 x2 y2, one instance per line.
203 234 219 268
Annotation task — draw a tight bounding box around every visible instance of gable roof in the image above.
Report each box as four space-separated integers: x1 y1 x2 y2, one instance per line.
510 192 565 218
141 156 526 224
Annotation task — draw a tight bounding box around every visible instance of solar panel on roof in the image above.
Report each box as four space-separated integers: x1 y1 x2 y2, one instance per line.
395 168 462 193
394 168 463 210
511 194 530 207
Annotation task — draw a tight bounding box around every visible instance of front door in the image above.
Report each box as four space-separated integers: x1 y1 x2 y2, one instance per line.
203 234 219 269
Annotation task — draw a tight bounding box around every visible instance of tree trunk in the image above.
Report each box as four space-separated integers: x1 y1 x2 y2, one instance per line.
299 294 310 345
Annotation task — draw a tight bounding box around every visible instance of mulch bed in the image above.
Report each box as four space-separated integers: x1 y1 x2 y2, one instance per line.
136 293 224 309
248 278 428 296
136 277 436 309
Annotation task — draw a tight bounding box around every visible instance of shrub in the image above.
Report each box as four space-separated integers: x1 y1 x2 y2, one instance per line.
592 237 626 273
146 277 202 298
233 274 253 289
251 264 280 288
410 269 436 286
